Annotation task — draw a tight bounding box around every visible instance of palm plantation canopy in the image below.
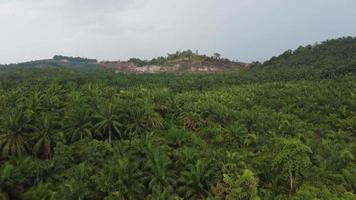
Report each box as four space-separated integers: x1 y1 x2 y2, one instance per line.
0 37 356 199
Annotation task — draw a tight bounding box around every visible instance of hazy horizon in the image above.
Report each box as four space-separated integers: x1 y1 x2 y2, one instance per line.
1 0 356 64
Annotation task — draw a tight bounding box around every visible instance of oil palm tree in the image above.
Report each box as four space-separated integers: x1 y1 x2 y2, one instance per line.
143 138 176 192
65 107 93 143
124 104 147 135
180 111 204 131
143 104 163 129
0 109 29 157
94 102 123 143
148 188 180 200
30 114 59 160
57 162 92 199
125 103 163 135
19 90 44 119
96 157 145 200
178 159 215 199
43 84 64 112
86 83 103 98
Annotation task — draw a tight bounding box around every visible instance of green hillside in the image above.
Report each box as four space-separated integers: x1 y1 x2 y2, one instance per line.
0 55 97 69
264 37 356 68
251 37 356 79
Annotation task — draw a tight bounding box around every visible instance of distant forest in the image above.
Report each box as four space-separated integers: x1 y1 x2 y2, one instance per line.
0 55 97 69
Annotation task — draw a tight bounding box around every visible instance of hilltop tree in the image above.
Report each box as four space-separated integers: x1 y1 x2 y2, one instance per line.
213 53 221 60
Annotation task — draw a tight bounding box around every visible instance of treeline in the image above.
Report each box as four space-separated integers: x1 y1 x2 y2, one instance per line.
0 55 97 69
128 50 236 67
52 55 97 64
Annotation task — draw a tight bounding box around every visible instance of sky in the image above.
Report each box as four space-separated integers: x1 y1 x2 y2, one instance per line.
0 0 356 64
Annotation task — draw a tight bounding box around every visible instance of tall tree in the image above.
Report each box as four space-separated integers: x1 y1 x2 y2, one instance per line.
65 107 93 142
271 138 312 195
94 102 122 143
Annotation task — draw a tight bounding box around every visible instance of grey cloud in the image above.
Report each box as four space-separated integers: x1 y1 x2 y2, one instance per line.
1 0 356 64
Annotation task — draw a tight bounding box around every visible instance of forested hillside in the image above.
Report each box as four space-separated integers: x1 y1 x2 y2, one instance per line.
251 37 356 79
0 37 355 200
264 37 356 69
0 55 97 69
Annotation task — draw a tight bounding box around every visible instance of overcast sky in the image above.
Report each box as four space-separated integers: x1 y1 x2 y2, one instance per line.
1 0 356 64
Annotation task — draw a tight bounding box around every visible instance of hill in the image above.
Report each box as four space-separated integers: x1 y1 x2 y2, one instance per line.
264 36 356 68
255 37 356 76
2 37 355 75
99 50 249 73
240 37 356 82
1 51 248 73
0 55 98 69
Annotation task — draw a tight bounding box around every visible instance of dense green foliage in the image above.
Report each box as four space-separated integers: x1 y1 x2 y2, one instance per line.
128 50 237 67
0 37 356 199
254 37 356 78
